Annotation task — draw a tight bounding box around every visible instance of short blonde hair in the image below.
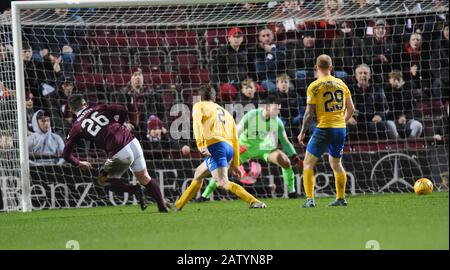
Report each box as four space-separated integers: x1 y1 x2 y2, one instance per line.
276 74 291 82
388 70 403 81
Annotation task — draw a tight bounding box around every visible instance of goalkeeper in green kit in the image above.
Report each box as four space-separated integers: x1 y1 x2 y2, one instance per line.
196 94 303 201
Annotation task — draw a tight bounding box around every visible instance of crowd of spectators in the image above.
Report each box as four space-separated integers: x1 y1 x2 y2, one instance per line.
0 1 448 165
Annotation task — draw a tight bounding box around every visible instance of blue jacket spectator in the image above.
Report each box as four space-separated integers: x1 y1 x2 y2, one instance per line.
254 27 289 92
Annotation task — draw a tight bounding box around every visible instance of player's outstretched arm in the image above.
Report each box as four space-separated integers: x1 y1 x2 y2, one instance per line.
277 119 296 156
62 127 93 172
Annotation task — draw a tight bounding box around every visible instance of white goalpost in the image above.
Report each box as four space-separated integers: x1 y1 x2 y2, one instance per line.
1 0 448 212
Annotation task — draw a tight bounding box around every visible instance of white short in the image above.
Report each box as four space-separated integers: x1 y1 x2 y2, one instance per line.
103 138 146 178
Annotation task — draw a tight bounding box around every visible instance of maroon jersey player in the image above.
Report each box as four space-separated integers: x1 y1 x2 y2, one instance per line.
63 94 170 212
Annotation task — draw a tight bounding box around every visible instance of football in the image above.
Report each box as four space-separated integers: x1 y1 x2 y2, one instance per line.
414 178 434 195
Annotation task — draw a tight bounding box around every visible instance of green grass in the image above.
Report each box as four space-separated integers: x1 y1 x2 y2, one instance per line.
0 192 448 250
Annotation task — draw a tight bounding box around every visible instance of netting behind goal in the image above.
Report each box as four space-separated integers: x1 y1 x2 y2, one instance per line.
0 0 448 211
0 13 23 211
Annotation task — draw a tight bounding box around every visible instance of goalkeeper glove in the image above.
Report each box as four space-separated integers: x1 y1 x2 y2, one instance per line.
290 155 304 170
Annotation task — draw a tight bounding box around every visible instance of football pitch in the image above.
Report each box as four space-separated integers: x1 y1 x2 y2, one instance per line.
0 192 448 250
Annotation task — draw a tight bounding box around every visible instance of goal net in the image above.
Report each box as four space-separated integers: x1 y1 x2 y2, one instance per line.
0 0 448 211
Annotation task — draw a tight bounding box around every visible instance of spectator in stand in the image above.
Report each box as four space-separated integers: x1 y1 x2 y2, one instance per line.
46 77 75 137
235 78 266 108
110 67 167 140
27 110 65 165
142 115 185 160
25 91 37 134
363 19 396 84
146 115 165 142
347 64 388 141
40 46 75 86
213 27 250 100
142 115 168 160
23 44 46 107
385 70 423 139
42 52 63 88
399 32 431 96
391 1 446 46
332 21 364 79
292 30 326 94
59 80 75 126
254 27 290 92
276 74 303 137
431 22 449 101
24 45 74 109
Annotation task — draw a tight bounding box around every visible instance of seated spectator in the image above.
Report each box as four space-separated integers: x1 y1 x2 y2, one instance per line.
292 29 325 94
385 70 423 139
110 68 167 140
276 74 303 137
146 115 166 142
235 78 265 108
142 115 175 160
347 64 388 141
27 110 65 165
25 91 36 133
431 22 449 101
254 27 290 92
363 19 396 84
59 80 75 127
399 32 431 95
332 21 364 78
213 27 250 99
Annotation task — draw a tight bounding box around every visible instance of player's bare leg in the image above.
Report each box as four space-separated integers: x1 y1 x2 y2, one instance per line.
267 149 299 198
134 169 169 213
302 151 319 208
327 156 348 206
213 167 265 208
175 162 210 210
